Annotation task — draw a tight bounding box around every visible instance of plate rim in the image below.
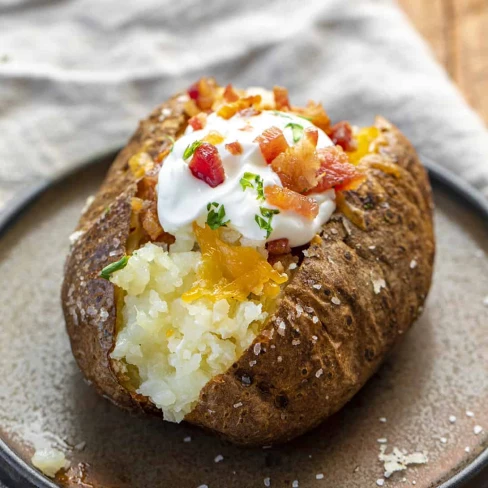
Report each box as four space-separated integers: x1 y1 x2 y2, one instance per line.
0 152 486 488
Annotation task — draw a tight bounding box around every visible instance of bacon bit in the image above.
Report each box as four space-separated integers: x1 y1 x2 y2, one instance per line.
225 141 243 155
304 127 318 146
223 84 240 102
327 121 357 152
254 126 289 164
141 206 163 241
265 185 319 220
203 130 225 145
308 146 364 193
189 142 225 188
217 95 262 120
187 77 218 111
188 112 207 131
273 86 290 110
187 82 200 100
270 128 321 193
292 101 331 132
266 238 291 255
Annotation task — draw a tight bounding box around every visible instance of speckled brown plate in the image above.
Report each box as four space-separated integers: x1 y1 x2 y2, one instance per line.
0 155 487 488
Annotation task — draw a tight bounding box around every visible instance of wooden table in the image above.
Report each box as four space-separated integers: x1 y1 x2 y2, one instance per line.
399 0 488 125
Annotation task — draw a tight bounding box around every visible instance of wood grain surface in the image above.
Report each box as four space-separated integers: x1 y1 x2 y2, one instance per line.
399 0 488 125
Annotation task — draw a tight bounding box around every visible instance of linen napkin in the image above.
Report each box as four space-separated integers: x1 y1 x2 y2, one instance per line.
0 0 488 212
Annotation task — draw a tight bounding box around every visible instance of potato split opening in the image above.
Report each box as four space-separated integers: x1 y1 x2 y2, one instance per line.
109 226 285 422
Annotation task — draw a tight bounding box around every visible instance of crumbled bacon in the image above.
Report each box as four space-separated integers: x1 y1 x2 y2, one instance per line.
291 101 331 132
266 238 291 255
188 112 207 131
254 126 289 164
270 127 321 193
327 121 357 152
223 84 240 102
189 142 225 187
217 95 262 120
265 185 319 220
225 141 243 155
187 77 218 111
273 86 290 110
309 146 365 193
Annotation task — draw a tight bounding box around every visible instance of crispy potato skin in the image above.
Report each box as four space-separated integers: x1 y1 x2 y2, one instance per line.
62 94 435 445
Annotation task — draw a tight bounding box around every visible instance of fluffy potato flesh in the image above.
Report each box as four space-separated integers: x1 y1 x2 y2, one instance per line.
110 227 286 422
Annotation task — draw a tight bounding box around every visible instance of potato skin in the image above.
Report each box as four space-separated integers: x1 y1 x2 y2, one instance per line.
62 93 435 445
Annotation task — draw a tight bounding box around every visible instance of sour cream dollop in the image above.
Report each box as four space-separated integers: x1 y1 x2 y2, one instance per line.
157 109 336 247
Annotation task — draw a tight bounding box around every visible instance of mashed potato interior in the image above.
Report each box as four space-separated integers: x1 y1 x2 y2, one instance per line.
110 242 268 422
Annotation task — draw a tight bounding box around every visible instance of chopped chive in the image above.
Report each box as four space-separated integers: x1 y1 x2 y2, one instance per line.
100 256 129 280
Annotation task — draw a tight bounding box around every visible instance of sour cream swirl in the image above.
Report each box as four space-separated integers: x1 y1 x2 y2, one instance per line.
157 107 336 247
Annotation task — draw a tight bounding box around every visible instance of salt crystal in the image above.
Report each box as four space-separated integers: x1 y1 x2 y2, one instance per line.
288 263 297 270
315 473 324 480
483 296 488 307
277 320 286 336
292 339 301 346
233 402 243 408
183 436 191 443
313 284 322 290
373 278 386 294
377 438 387 444
292 481 299 488
466 410 475 418
315 369 323 378
214 454 224 463
465 446 471 453
254 343 262 355
277 356 283 362
379 417 387 423
474 425 483 435
449 415 456 424
249 360 257 367
330 228 338 235
410 259 417 269
264 477 271 486
312 316 319 324
369 245 376 250
74 441 86 451
331 297 341 305
440 437 447 444
376 480 385 487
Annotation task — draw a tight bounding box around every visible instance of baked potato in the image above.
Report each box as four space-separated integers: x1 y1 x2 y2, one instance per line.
62 79 435 446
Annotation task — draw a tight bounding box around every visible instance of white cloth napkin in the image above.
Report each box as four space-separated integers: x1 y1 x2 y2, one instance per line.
1 0 488 211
